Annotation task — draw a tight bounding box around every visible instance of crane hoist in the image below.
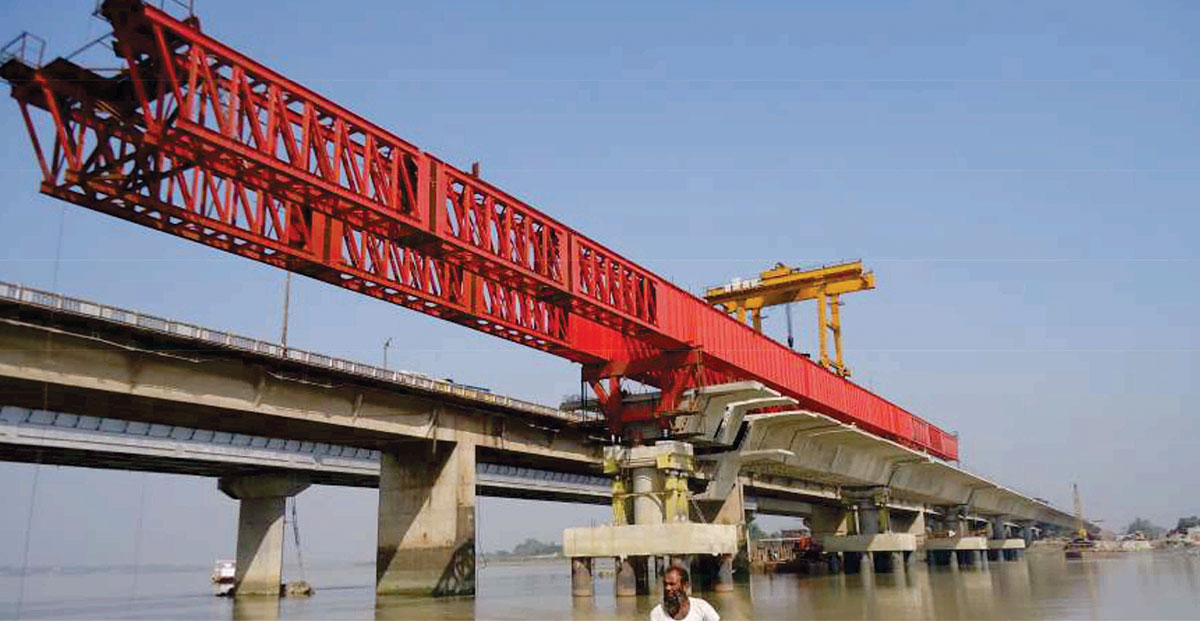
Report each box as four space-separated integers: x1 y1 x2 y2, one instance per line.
704 260 875 377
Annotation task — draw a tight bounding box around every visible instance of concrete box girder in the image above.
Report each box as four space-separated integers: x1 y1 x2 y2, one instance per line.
674 382 782 444
719 403 1082 529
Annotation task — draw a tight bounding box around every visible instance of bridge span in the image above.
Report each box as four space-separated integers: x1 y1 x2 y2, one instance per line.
0 282 1083 596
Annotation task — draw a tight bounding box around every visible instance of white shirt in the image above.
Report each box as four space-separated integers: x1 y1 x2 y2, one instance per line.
650 597 720 621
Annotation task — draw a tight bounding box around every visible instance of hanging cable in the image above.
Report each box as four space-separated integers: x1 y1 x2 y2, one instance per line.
476 499 486 570
128 471 149 611
17 204 67 619
290 497 306 582
14 455 41 620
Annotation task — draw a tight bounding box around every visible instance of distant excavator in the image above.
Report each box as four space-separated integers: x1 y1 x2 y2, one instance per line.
1065 482 1095 559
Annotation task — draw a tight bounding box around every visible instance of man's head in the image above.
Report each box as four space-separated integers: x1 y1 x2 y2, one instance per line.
662 565 690 615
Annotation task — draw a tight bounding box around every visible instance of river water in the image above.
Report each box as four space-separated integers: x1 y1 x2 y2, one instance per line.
3 549 1198 619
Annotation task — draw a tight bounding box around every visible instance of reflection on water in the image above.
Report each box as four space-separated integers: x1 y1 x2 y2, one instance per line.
3 550 1199 619
231 596 279 621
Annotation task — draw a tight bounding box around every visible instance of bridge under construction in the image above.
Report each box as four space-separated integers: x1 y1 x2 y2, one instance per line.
0 0 1088 599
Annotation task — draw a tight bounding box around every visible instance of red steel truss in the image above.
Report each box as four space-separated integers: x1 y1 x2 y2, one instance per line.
0 0 958 460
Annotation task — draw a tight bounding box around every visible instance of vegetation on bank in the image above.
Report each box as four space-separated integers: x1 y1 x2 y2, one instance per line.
484 538 563 560
1125 515 1200 538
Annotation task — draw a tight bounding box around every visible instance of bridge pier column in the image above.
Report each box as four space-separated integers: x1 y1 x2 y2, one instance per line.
988 515 1006 562
615 557 637 597
808 505 851 537
218 473 311 597
376 440 476 597
615 556 651 596
844 487 890 536
714 554 735 592
1018 520 1035 544
571 558 594 597
990 516 1008 540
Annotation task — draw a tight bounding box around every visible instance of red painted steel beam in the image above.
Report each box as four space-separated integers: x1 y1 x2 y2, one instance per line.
0 0 958 460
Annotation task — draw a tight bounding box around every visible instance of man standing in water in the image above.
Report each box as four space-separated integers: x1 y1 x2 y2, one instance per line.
650 566 720 621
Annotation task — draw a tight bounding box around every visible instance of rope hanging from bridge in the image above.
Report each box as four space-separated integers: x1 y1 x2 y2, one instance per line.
15 190 69 619
128 471 150 608
288 496 307 582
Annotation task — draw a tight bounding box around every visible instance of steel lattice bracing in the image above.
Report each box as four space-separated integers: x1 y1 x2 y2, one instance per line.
0 0 957 460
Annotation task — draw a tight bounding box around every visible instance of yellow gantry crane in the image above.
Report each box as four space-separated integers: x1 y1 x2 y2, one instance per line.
704 260 875 377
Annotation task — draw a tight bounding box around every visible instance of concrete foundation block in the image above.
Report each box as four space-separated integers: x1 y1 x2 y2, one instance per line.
987 538 1028 551
923 536 988 552
563 523 739 558
821 533 918 553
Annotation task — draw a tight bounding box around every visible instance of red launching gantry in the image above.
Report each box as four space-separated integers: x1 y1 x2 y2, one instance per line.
0 0 958 460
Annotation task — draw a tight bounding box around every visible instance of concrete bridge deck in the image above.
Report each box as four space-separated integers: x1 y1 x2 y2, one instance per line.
0 281 1085 594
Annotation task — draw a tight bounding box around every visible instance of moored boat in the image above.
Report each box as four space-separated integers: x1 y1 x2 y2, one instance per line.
211 560 236 596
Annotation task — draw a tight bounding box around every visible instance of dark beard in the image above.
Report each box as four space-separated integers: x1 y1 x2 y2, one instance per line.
664 591 684 617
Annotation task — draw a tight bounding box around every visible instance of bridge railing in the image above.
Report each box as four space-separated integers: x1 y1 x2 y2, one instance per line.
0 281 604 425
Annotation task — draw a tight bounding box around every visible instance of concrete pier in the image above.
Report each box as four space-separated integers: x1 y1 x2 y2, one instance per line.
824 534 917 574
218 473 311 596
714 554 735 592
925 536 989 569
614 557 639 597
1018 520 1036 544
632 467 664 525
987 538 1028 561
821 488 917 575
564 442 738 597
691 553 736 592
376 441 476 596
571 558 593 597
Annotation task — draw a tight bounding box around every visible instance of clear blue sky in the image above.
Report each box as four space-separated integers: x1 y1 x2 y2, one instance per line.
1 0 1198 574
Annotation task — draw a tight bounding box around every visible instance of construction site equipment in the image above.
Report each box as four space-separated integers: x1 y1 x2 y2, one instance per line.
0 0 957 460
1073 483 1089 540
1065 482 1094 558
705 260 875 377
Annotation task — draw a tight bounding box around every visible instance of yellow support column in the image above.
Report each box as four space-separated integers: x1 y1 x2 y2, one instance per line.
818 290 830 370
830 294 848 377
612 477 628 525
